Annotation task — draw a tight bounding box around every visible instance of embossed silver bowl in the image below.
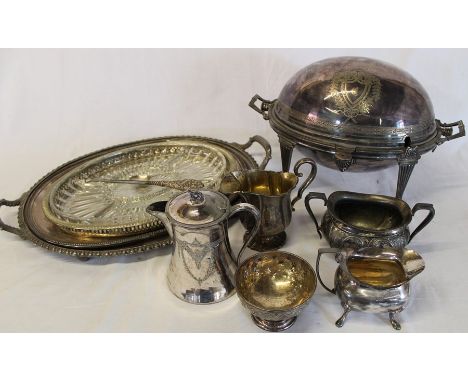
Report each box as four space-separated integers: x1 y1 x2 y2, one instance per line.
250 56 464 197
236 251 316 332
305 191 435 249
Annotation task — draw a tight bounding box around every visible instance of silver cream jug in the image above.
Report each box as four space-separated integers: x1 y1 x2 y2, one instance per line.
147 190 260 304
317 247 425 330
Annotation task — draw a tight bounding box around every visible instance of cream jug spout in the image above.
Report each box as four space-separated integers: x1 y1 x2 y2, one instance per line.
400 249 425 280
146 201 173 239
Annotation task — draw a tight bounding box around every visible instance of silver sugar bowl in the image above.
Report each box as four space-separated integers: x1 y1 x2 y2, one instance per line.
305 191 435 249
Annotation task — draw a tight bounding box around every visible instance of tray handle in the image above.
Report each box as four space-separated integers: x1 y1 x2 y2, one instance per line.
0 198 23 236
236 135 272 170
435 119 465 147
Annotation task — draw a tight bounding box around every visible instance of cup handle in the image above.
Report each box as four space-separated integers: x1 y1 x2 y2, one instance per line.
291 158 318 210
408 203 435 243
316 248 342 295
304 192 328 239
229 203 261 266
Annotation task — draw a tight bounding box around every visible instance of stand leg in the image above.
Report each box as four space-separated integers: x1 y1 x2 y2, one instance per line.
278 136 295 172
389 311 401 330
396 146 420 199
335 306 352 328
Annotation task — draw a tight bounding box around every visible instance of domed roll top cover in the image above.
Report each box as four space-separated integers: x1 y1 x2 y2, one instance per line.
274 56 436 147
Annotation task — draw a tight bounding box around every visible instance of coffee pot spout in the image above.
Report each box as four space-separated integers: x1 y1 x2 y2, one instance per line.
401 249 425 280
146 201 173 239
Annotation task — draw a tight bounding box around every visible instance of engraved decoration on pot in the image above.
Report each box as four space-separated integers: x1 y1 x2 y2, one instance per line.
146 190 261 304
219 158 317 251
249 56 465 198
316 247 425 330
304 191 435 249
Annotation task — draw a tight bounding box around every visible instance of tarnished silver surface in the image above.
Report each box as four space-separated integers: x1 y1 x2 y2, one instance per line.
44 143 227 237
219 158 317 251
236 251 316 332
0 135 270 258
147 190 261 304
317 247 425 330
305 191 435 249
250 56 465 197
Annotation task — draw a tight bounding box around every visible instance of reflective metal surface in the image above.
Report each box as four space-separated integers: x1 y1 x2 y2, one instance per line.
45 143 227 237
305 191 435 249
236 251 316 332
250 56 465 198
317 247 425 330
0 135 270 258
147 190 261 304
220 158 317 251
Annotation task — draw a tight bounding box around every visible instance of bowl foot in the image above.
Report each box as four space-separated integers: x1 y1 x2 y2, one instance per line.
244 231 287 252
251 315 297 332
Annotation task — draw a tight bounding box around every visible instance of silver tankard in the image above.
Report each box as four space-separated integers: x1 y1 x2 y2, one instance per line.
219 158 317 251
147 190 260 304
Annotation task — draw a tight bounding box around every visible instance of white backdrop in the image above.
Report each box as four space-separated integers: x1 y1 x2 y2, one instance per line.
0 49 467 332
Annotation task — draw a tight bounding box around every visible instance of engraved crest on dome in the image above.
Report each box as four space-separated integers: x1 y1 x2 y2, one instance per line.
326 70 381 120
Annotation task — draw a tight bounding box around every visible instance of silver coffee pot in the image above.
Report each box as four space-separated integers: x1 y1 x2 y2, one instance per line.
147 190 260 304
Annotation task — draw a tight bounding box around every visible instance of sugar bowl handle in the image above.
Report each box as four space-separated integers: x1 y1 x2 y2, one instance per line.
316 248 342 295
408 203 435 243
304 192 328 239
229 203 261 266
291 158 318 209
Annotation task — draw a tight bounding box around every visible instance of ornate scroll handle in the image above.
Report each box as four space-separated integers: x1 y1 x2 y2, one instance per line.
248 94 273 121
304 192 328 239
291 158 318 210
408 203 435 243
435 119 465 148
236 135 272 170
316 248 343 295
0 198 23 236
229 203 261 266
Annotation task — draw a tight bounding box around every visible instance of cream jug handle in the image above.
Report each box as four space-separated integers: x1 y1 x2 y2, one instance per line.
408 203 435 243
316 248 343 295
304 192 328 239
291 158 318 209
229 203 261 266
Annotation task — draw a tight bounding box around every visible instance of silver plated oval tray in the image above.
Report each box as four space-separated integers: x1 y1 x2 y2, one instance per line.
44 142 227 237
0 135 271 258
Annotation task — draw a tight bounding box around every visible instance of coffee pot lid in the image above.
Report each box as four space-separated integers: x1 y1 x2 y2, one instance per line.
167 190 229 226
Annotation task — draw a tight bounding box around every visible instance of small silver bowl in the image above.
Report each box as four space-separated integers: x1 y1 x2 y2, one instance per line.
236 251 316 332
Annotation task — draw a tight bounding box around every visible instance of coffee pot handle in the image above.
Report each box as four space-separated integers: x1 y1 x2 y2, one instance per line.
304 192 328 239
316 248 342 295
408 203 435 243
229 203 261 266
291 158 318 209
